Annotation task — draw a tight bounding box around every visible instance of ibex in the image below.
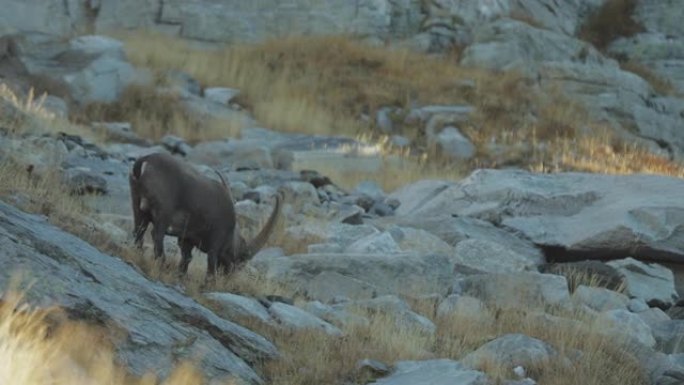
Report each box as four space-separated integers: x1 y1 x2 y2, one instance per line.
128 152 282 277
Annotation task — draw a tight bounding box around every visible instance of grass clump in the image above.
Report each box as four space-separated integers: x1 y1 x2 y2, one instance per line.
74 84 242 143
0 288 225 385
578 0 645 50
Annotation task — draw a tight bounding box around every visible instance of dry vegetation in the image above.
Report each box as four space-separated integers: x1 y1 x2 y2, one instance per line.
578 0 645 50
103 31 684 187
0 28 676 385
0 287 222 385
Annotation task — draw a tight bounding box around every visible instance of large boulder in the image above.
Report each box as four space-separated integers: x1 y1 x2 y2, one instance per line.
11 33 151 105
0 200 277 384
249 252 456 301
461 18 607 73
392 169 684 268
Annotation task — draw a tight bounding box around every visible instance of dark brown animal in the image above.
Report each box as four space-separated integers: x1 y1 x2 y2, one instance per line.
128 152 282 277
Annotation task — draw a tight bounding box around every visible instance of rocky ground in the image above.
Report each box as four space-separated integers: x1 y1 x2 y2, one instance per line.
1 1 684 385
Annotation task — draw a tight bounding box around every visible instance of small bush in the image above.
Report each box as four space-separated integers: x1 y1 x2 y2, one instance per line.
578 0 645 50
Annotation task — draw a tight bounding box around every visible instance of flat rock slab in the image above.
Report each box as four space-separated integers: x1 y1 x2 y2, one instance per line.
392 169 684 265
369 359 489 385
0 200 277 384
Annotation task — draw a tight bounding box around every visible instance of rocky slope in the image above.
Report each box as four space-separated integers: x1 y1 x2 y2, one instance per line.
1 1 684 384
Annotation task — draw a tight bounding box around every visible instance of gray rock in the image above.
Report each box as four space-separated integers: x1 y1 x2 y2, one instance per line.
430 126 476 160
390 226 454 255
306 243 344 254
452 238 543 274
369 359 489 385
0 200 276 384
405 105 474 130
268 302 343 336
188 140 273 170
350 295 436 334
354 180 386 200
305 271 379 303
346 231 402 254
651 320 684 354
160 135 192 156
302 300 370 328
63 35 151 104
387 179 454 217
204 87 241 106
165 69 201 96
376 106 398 134
249 252 455 301
356 358 391 380
538 260 626 292
606 258 678 307
638 308 672 329
61 167 108 195
451 272 570 308
436 294 488 319
571 285 629 312
461 18 606 73
397 169 684 268
281 181 320 206
462 333 559 372
390 135 411 148
205 292 274 325
629 298 651 313
92 122 150 146
596 309 657 348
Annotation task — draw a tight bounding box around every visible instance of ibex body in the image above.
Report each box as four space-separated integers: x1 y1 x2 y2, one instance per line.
128 152 281 277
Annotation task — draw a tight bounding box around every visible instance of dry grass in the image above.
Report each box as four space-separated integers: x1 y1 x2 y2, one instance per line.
434 307 646 385
578 0 645 50
115 31 476 138
0 287 229 385
73 84 243 143
578 1 676 97
0 83 100 141
226 293 648 385
108 31 684 186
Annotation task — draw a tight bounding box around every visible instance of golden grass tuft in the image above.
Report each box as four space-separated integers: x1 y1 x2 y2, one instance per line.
0 287 229 385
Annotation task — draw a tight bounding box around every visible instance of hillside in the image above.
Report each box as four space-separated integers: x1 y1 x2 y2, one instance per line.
1 1 684 384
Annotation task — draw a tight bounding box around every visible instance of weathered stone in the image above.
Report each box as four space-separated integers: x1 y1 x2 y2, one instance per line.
268 302 343 336
452 238 543 274
651 320 684 354
61 167 108 195
369 359 489 385
606 258 678 307
205 292 274 325
160 135 192 156
346 231 402 254
429 126 476 160
451 272 570 309
204 87 240 106
596 309 657 347
462 334 559 372
249 252 455 300
350 295 436 334
303 300 370 328
571 285 629 312
436 294 488 319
